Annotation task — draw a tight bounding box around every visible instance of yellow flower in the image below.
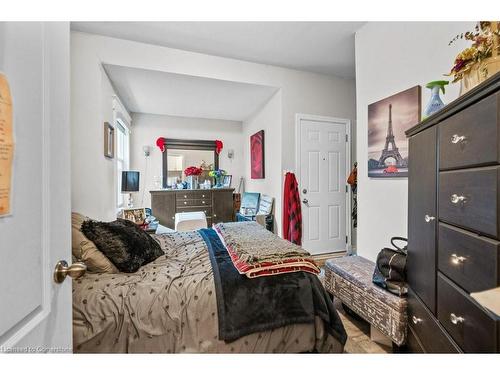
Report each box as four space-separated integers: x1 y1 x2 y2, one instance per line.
459 47 477 61
458 47 477 61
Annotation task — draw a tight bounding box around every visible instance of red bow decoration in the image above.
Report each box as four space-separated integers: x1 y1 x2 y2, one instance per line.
215 140 223 155
156 137 166 153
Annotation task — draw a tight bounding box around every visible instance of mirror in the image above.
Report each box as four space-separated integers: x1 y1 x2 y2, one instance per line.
166 149 215 187
161 138 220 188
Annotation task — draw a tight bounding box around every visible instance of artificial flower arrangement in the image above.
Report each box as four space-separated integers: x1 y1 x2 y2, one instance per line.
184 166 203 176
447 21 500 93
209 169 227 188
208 169 226 178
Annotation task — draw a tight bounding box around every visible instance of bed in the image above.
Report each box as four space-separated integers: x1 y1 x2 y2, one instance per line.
72 221 346 353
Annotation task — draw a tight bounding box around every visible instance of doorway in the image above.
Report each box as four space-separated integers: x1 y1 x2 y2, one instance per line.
296 114 351 255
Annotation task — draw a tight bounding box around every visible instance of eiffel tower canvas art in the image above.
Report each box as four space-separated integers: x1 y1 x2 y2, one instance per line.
367 86 421 178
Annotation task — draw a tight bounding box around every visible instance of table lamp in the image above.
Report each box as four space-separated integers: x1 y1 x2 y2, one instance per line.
121 171 140 208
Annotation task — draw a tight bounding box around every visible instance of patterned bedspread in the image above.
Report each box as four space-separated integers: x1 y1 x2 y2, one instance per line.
73 230 343 353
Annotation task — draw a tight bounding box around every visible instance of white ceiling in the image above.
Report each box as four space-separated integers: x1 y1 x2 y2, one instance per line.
72 22 364 78
104 64 278 121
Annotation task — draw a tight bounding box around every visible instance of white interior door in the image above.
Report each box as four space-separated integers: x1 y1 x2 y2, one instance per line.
0 22 72 352
297 115 349 254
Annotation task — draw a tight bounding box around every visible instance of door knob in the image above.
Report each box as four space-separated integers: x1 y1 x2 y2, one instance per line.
424 214 435 222
53 260 87 284
302 189 307 194
450 194 466 204
412 316 423 325
451 134 467 144
450 313 465 325
451 253 466 264
302 198 309 204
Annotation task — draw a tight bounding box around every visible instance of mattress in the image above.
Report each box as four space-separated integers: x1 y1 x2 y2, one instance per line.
73 230 343 353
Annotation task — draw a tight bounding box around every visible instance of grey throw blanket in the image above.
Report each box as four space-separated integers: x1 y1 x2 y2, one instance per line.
198 228 347 344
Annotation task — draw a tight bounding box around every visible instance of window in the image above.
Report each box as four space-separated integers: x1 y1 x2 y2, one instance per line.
116 119 130 209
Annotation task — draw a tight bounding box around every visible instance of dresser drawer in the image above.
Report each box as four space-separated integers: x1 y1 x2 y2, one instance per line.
176 198 211 207
407 288 460 353
195 191 212 200
439 92 500 170
437 273 499 353
407 326 425 353
175 191 197 200
439 223 500 293
439 167 500 238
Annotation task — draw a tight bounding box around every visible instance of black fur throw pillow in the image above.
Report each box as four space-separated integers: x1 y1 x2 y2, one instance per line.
81 218 163 273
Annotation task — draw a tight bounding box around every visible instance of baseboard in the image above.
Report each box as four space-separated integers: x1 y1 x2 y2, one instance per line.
313 251 346 267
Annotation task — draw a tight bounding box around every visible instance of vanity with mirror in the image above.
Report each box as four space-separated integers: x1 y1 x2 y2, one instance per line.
150 138 235 229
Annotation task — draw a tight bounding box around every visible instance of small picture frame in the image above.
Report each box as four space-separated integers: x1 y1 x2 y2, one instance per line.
122 208 146 225
104 122 114 158
222 174 232 188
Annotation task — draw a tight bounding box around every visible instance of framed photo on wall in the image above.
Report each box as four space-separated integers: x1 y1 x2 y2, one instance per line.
250 130 265 179
367 86 421 178
104 122 115 158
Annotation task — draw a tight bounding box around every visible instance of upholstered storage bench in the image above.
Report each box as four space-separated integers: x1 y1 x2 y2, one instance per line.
324 256 408 346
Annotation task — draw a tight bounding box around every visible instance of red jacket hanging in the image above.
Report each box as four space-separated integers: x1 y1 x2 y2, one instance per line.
283 172 302 245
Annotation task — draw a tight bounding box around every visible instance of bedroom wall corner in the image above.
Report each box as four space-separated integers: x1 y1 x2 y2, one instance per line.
354 21 475 261
242 91 283 236
70 32 128 221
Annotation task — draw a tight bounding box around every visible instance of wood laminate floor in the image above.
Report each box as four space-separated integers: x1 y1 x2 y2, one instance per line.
334 299 392 354
319 267 392 353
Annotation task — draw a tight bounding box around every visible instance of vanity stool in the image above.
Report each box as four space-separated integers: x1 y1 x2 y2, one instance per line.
324 255 408 348
175 211 208 231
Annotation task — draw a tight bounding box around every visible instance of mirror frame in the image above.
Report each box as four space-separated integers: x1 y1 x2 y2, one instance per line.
161 138 219 188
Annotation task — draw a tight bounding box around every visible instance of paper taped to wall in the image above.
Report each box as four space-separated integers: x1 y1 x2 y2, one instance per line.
0 72 13 217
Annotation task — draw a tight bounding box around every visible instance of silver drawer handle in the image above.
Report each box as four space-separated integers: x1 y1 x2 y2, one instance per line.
451 134 467 144
450 313 465 325
451 253 466 264
184 201 187 205
424 214 435 223
450 194 466 204
213 214 217 218
184 195 187 198
202 195 205 198
202 201 206 204
412 316 423 325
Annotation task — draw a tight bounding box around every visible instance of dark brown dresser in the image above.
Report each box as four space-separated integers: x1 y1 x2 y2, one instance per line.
150 188 235 229
406 73 500 353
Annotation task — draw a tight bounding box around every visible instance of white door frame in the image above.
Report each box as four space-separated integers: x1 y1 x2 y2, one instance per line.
295 113 352 252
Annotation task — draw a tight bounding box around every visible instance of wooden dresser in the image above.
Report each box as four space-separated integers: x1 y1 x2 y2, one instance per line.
406 73 500 353
150 188 235 229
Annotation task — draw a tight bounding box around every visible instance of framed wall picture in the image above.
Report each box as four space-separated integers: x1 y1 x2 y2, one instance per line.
368 86 421 178
122 208 146 225
222 174 232 188
104 122 114 158
250 130 265 179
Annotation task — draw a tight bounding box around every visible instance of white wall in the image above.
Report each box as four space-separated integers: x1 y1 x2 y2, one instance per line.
71 31 356 240
130 113 243 208
355 22 475 261
243 91 283 233
71 34 130 221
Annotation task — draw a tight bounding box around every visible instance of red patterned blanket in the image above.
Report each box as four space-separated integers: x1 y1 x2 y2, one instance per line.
214 222 319 278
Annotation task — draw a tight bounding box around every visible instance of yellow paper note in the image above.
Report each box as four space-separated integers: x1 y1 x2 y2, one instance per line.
0 72 13 216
